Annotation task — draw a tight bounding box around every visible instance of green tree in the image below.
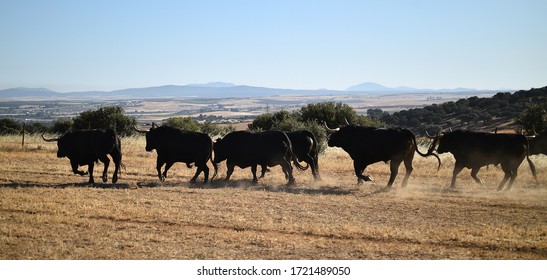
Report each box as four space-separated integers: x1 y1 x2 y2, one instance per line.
73 106 136 136
516 102 547 134
164 117 200 132
300 102 382 127
0 118 22 135
25 122 48 134
51 119 73 134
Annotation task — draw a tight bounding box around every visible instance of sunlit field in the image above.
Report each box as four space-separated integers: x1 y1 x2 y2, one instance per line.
1 134 546 259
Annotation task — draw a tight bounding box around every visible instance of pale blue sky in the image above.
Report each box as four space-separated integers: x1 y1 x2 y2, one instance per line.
1 0 546 92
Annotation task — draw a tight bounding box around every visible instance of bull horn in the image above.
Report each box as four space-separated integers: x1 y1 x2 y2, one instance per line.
133 126 149 133
41 133 60 142
152 122 158 129
344 117 350 125
323 121 340 133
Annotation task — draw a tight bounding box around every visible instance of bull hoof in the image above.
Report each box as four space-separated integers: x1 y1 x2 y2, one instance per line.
159 175 165 182
102 175 108 183
189 179 197 185
364 175 374 181
112 176 118 184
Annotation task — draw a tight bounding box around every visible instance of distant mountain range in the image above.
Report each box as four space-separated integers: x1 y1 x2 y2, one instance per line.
345 82 484 93
0 82 500 100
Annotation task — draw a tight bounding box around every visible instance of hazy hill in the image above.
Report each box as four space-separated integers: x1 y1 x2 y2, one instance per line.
0 82 493 100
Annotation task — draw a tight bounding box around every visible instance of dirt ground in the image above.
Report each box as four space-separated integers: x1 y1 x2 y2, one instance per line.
0 135 546 259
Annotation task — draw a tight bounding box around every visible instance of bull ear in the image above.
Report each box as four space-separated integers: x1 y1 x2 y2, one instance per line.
41 133 60 142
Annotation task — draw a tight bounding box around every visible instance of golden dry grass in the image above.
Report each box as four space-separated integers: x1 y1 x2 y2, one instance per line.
0 134 546 259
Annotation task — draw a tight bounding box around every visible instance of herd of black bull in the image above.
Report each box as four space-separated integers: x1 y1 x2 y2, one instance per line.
41 124 546 190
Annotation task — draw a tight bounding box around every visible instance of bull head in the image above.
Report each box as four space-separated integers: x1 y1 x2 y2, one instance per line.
426 130 442 154
41 133 60 142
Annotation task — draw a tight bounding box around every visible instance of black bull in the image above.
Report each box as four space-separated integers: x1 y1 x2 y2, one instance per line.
326 124 441 188
42 129 123 184
135 125 217 183
428 130 537 190
259 130 320 180
211 130 307 185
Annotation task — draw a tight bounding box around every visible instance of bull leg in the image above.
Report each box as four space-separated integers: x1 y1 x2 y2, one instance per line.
304 154 320 180
506 169 518 190
387 159 402 188
450 163 464 188
202 164 209 183
281 160 296 186
498 162 519 191
110 150 122 184
259 164 268 178
470 167 483 185
401 157 414 188
190 163 206 184
162 162 175 179
497 170 512 191
87 162 95 184
353 161 372 185
70 160 88 176
156 160 166 182
311 159 320 180
251 165 258 184
224 163 235 182
98 155 110 183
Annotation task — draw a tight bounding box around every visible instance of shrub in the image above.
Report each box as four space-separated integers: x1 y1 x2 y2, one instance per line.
73 106 136 136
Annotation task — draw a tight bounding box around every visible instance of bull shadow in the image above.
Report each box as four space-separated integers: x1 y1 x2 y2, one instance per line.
135 181 181 188
0 182 132 189
191 179 356 196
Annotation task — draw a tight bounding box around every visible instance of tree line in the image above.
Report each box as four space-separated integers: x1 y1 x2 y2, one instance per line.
373 86 547 135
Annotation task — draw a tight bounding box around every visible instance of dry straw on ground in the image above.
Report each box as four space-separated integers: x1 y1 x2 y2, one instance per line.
0 135 546 259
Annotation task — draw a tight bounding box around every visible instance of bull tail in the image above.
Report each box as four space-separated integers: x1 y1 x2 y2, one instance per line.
288 144 308 171
308 130 320 174
527 156 537 181
285 133 308 171
412 133 441 171
293 155 309 171
208 138 218 181
210 158 219 181
525 139 538 182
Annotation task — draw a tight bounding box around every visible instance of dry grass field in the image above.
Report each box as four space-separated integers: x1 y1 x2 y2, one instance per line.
0 134 546 260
